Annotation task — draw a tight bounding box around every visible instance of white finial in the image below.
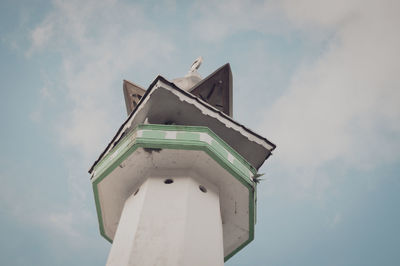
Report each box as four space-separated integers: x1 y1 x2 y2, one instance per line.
172 56 203 91
189 56 203 74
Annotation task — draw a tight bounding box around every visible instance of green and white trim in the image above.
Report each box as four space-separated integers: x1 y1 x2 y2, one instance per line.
91 124 258 261
92 124 257 182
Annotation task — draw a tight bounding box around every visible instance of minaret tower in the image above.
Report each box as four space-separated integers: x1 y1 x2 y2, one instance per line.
89 58 276 266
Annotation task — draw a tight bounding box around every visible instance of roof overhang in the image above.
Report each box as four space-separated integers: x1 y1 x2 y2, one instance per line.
89 76 275 173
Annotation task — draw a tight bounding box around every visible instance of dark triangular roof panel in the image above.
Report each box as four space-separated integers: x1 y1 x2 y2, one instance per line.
190 63 233 117
123 80 146 115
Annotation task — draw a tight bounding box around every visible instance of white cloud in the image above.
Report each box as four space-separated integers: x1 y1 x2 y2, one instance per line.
281 0 363 28
260 0 400 191
40 87 53 101
30 22 53 50
0 166 97 246
190 0 286 43
29 0 175 162
24 0 176 244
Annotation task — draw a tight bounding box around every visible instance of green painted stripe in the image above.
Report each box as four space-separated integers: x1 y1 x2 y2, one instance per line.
176 131 200 141
92 130 139 175
137 124 257 174
141 130 166 139
93 124 257 181
233 158 250 179
211 139 229 159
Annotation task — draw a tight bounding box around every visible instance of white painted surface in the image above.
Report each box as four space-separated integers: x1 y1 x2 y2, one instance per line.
97 148 251 257
106 175 224 266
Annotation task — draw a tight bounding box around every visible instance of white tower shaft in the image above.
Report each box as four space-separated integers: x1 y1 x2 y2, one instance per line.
106 175 224 266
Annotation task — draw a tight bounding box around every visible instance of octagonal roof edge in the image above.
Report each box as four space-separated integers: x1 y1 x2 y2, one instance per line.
89 75 276 174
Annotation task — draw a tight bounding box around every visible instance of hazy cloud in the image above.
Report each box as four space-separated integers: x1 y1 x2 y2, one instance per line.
29 22 53 53
25 0 176 244
190 0 286 43
260 0 400 191
29 0 175 162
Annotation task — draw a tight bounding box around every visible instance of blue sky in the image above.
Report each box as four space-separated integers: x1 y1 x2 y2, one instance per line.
1 0 399 265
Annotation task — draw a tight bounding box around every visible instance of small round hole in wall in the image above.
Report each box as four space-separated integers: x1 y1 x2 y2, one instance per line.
133 188 140 196
199 185 207 193
164 179 174 184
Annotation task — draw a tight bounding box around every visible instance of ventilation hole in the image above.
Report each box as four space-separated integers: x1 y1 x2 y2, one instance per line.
199 185 207 193
164 179 174 184
133 188 140 196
